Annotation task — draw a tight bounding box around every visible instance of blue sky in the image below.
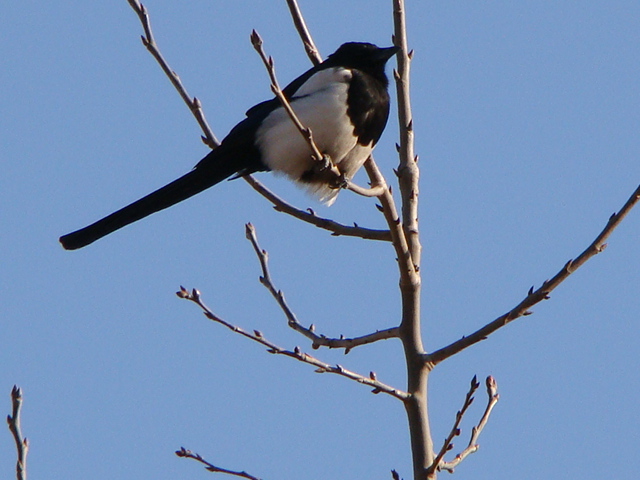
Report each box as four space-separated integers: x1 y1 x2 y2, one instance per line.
2 1 640 479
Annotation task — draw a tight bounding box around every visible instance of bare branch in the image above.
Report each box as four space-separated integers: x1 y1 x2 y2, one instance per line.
389 3 432 479
284 0 322 65
250 31 337 172
126 0 219 148
428 184 640 364
177 286 408 401
364 158 417 280
126 0 386 236
243 175 392 241
245 223 399 350
345 182 388 198
250 31 381 197
176 447 261 480
427 376 480 476
392 0 420 269
7 386 28 480
439 376 500 473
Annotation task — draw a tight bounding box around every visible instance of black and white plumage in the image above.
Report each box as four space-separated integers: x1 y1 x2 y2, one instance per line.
60 42 398 250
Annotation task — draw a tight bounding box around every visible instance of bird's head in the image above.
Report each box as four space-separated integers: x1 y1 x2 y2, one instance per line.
326 42 399 76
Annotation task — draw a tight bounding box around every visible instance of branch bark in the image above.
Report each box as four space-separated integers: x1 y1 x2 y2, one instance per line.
176 448 261 480
246 222 400 351
251 30 385 197
438 377 499 473
126 0 219 148
177 286 409 401
390 2 432 479
126 0 390 238
428 184 640 365
285 0 322 65
7 386 28 480
244 175 392 241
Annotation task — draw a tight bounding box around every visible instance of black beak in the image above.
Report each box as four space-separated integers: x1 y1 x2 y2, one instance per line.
377 45 401 62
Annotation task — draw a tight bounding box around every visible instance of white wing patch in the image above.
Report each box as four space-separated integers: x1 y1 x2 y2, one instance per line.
255 67 374 205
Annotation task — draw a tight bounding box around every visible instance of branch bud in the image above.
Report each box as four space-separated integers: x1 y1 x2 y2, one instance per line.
250 29 262 48
486 376 498 397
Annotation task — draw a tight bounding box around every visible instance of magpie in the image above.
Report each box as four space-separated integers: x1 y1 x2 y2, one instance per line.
60 42 399 250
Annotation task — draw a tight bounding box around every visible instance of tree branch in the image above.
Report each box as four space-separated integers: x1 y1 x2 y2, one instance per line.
438 376 499 473
427 376 480 476
176 447 261 480
243 175 392 241
127 1 384 233
364 158 416 280
177 286 408 401
392 0 420 269
126 0 219 148
250 30 340 177
251 30 386 198
7 386 28 480
389 3 433 479
285 0 322 65
428 184 640 365
245 222 400 351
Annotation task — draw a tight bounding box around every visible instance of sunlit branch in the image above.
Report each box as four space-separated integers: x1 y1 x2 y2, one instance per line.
7 386 28 480
438 377 500 473
285 0 323 65
177 286 408 401
245 222 399 351
126 0 219 148
243 176 392 241
428 184 640 365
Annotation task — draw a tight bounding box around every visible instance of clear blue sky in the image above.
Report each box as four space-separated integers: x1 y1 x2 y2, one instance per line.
2 1 640 479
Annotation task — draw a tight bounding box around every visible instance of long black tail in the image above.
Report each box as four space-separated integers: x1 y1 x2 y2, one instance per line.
59 150 242 250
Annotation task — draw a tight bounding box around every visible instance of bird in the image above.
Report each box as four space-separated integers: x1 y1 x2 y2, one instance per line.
59 42 399 250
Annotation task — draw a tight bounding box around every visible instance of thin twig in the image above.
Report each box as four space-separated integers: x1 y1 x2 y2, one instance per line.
364 158 416 280
427 376 480 476
428 184 640 365
177 286 408 401
127 2 385 225
126 0 219 148
245 223 400 351
287 0 392 201
285 0 322 65
250 30 337 174
250 31 384 199
243 175 392 241
176 447 261 480
7 386 28 480
439 376 500 473
345 182 388 198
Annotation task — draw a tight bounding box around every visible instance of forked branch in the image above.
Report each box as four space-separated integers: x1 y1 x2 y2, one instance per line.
427 376 480 475
246 223 400 351
177 286 408 401
439 376 499 473
428 184 640 365
125 1 389 236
